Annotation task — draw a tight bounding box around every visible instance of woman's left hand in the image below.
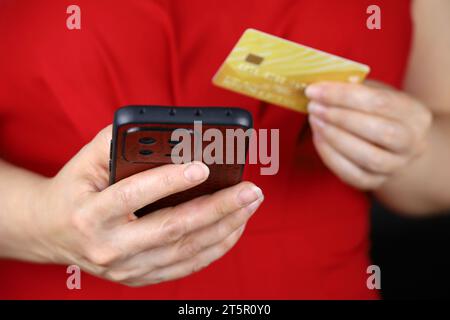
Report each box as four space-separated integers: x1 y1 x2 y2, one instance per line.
305 82 433 191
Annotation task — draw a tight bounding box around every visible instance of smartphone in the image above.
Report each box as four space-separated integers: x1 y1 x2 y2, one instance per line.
109 106 253 217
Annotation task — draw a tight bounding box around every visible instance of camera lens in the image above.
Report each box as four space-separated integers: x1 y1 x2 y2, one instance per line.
139 137 156 145
139 149 153 156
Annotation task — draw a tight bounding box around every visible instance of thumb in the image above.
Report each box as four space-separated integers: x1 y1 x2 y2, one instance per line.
62 125 113 190
98 161 210 219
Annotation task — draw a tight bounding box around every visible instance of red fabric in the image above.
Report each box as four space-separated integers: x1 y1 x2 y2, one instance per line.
0 0 411 299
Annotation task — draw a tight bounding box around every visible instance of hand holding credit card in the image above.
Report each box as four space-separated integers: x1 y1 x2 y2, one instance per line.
213 29 370 113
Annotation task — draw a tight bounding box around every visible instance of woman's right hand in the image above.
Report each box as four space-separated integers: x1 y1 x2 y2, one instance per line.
12 125 263 287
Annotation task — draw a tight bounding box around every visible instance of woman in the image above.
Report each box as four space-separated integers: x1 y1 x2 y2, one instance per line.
0 0 449 299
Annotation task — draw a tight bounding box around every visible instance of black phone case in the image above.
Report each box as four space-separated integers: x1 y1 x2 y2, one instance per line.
109 106 253 217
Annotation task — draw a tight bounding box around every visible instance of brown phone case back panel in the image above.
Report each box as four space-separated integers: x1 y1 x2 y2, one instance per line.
112 122 248 217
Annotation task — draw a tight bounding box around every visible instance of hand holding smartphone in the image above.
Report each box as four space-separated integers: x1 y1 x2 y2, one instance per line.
109 106 253 217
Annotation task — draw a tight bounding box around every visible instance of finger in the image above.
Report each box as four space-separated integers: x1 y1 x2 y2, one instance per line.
112 198 262 276
98 161 210 216
305 82 408 120
310 122 387 190
125 225 245 287
118 181 263 253
308 102 413 153
169 198 259 263
309 115 406 175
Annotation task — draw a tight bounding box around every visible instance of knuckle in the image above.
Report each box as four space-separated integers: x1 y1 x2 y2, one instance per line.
69 211 88 232
86 247 121 267
161 217 186 244
326 108 345 126
218 216 242 238
367 152 387 173
69 208 96 238
370 90 392 111
383 123 400 141
212 200 229 219
160 172 175 189
324 125 338 142
325 84 349 102
397 128 414 152
382 123 413 153
113 187 136 210
179 239 203 258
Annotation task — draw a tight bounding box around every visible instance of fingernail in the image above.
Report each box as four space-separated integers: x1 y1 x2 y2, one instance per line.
309 115 326 129
305 85 323 99
245 198 264 215
184 162 209 182
238 185 263 207
308 101 327 116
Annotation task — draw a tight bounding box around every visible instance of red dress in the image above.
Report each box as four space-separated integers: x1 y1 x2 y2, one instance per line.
0 0 412 299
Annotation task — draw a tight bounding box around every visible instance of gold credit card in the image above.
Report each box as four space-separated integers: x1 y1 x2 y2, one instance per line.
212 28 371 113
